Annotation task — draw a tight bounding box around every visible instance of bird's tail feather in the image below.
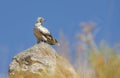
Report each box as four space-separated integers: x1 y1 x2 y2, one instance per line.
55 43 60 46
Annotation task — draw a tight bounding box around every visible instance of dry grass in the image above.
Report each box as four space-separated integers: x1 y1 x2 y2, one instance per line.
57 32 71 61
57 22 120 78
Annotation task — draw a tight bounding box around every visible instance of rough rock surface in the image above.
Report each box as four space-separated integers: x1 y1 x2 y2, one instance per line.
8 43 78 78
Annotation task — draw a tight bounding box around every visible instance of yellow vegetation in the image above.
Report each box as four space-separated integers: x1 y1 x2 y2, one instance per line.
57 22 120 78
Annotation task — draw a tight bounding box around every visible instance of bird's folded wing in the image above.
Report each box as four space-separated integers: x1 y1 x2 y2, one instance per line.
39 26 50 34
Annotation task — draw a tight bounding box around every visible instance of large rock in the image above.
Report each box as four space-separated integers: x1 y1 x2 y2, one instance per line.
8 43 78 78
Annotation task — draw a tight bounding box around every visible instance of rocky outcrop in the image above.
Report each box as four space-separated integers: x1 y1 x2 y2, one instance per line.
8 43 78 78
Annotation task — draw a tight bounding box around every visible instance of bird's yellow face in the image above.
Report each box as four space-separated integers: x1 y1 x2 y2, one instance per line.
37 17 44 23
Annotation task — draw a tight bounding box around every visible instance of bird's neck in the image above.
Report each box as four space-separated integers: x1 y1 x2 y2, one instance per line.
35 22 42 27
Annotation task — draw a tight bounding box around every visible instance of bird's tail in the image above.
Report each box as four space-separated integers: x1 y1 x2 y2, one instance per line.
55 43 60 46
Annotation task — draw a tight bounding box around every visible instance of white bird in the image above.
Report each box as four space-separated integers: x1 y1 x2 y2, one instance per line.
33 17 60 46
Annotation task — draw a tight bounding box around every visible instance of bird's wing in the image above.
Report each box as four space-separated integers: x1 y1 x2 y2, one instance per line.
40 31 53 41
37 27 59 45
37 26 53 41
39 30 56 43
38 26 50 34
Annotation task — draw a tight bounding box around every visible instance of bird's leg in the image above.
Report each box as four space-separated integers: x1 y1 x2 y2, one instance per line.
40 40 47 44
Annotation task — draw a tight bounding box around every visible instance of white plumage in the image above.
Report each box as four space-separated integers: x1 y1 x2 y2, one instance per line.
35 22 50 34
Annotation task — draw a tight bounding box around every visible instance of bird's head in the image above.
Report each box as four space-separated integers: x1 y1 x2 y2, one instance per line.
37 17 45 23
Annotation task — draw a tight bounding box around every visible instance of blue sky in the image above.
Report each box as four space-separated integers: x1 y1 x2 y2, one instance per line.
0 0 120 76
